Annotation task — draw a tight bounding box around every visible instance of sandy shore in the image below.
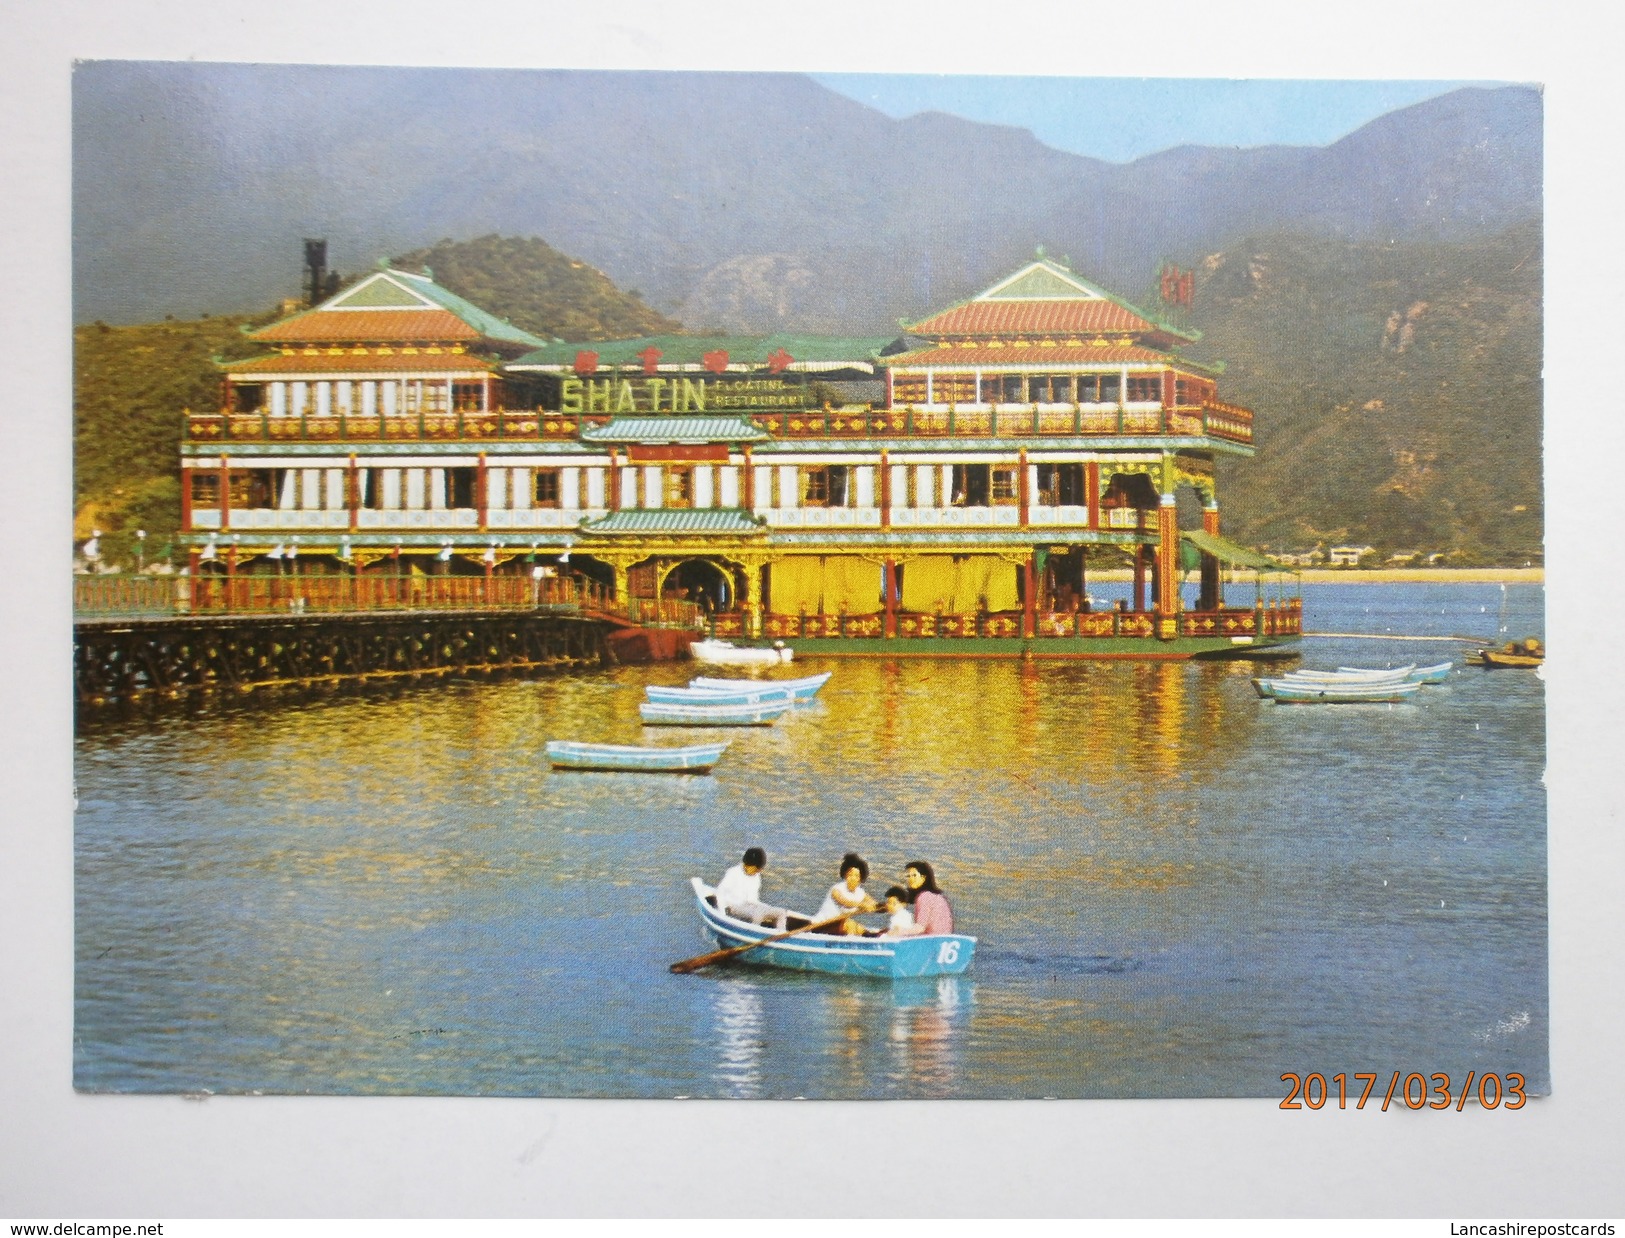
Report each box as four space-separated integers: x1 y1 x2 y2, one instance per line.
1083 567 1543 584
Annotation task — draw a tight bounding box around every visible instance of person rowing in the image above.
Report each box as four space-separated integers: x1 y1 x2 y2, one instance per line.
713 846 793 930
814 852 878 935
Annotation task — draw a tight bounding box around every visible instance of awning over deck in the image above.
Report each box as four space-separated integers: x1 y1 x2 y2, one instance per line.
576 508 768 536
578 416 771 444
1181 530 1291 572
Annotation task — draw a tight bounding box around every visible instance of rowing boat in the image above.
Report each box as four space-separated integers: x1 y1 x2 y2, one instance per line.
1253 677 1423 703
1283 664 1416 683
645 683 798 706
545 740 730 773
690 639 794 666
639 699 792 726
689 671 833 700
688 878 976 978
1337 661 1453 683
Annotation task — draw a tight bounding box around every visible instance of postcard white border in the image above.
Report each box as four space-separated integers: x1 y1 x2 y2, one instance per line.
4 0 1622 1219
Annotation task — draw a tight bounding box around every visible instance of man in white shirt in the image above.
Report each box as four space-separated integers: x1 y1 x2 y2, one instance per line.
714 847 793 929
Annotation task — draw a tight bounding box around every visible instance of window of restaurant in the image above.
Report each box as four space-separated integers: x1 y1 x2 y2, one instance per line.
664 466 694 509
990 467 1020 505
534 468 561 508
232 384 263 413
1076 374 1121 403
949 464 990 506
447 467 477 509
190 473 221 506
452 381 484 412
1126 375 1162 403
801 465 850 508
1036 463 1086 506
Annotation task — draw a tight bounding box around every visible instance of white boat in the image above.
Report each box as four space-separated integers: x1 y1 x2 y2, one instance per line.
690 639 794 666
1254 677 1423 703
1283 664 1416 683
688 671 833 700
1338 661 1453 684
646 683 797 706
639 699 793 726
545 740 729 773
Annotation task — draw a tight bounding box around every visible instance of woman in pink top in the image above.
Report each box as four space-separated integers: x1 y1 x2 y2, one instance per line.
903 860 953 935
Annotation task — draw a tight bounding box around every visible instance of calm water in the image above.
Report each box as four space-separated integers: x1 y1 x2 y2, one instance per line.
74 583 1547 1098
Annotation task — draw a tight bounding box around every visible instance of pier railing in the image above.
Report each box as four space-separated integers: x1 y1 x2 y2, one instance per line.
185 400 1253 446
74 572 701 630
724 599 1301 641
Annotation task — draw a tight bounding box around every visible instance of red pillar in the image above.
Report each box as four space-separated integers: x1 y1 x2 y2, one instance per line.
218 455 231 531
879 450 890 529
1086 462 1100 529
1017 448 1029 528
883 558 897 637
1132 543 1146 613
742 445 755 511
348 454 361 532
181 464 194 531
477 452 488 531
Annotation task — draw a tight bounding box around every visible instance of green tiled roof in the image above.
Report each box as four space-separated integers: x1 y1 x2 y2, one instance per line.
579 416 772 443
395 270 551 349
578 508 768 535
509 333 898 370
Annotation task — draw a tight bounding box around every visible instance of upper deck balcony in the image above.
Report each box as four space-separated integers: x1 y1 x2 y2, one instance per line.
184 398 1254 449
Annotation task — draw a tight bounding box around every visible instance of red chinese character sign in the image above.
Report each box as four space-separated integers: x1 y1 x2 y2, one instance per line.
573 350 600 375
1159 264 1194 309
703 349 730 373
638 346 663 375
766 348 794 374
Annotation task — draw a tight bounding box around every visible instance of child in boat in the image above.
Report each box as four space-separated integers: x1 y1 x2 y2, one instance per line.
714 847 793 930
815 852 878 935
878 886 917 937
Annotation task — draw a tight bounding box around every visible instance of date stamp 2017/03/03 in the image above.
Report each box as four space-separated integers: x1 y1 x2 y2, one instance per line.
1280 1072 1528 1111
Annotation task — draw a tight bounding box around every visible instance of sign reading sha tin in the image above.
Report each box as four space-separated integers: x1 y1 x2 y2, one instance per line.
557 375 809 414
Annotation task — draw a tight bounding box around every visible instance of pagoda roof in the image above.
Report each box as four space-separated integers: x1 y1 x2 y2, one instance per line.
249 269 549 350
577 508 768 536
905 259 1199 346
579 416 772 444
222 351 499 375
883 342 1196 369
509 334 898 373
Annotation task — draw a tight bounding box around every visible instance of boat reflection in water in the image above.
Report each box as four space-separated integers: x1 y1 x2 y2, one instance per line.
888 976 971 1098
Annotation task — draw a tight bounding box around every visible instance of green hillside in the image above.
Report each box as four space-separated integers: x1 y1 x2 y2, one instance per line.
390 235 683 341
1187 220 1542 563
73 315 267 565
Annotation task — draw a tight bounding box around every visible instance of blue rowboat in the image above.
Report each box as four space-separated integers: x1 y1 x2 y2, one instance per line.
640 699 792 726
1254 677 1423 703
546 740 729 773
1338 660 1453 684
689 671 833 700
645 683 797 706
689 879 976 978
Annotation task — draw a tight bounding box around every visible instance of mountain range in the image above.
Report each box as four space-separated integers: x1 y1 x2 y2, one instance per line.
73 66 1540 334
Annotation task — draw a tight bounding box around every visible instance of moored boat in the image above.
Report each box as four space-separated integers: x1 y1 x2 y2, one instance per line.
1253 677 1423 703
689 671 833 699
1283 664 1416 684
1337 661 1453 683
546 740 729 773
690 639 794 666
639 699 792 726
688 878 976 978
646 683 797 706
1472 638 1543 668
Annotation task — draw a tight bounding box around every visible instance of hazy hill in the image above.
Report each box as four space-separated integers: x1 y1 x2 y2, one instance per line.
73 65 1540 334
390 235 683 340
1192 220 1543 562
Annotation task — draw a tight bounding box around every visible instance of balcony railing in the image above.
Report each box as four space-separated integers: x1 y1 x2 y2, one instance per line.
73 572 701 630
186 399 1253 447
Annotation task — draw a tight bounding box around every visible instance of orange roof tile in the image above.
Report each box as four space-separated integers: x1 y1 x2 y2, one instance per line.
884 343 1181 368
224 352 498 375
250 309 482 343
906 300 1161 337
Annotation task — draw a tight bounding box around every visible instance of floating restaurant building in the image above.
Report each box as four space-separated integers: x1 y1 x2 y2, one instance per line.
182 256 1300 656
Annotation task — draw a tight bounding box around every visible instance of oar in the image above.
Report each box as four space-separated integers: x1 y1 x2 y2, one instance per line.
670 909 868 974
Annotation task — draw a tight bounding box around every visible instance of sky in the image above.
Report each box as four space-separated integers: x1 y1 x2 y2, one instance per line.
813 75 1494 163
